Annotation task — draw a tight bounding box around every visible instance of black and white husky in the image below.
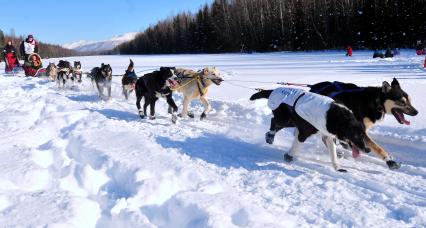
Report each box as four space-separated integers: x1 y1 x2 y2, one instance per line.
72 61 83 84
250 87 369 172
90 63 113 99
57 60 72 88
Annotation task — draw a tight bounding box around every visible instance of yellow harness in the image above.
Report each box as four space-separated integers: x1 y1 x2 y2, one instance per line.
172 75 208 96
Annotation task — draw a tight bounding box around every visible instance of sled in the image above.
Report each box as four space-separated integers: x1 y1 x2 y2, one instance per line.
23 53 46 77
2 66 25 77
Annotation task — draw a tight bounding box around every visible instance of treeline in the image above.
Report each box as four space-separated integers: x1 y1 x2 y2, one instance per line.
118 0 426 54
0 29 77 58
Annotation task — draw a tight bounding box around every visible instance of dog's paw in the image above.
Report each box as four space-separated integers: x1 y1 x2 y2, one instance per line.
337 168 348 173
265 132 275 144
188 112 195 118
172 113 177 124
200 112 207 120
138 111 145 119
340 142 351 150
149 115 156 120
284 153 293 162
336 150 345 159
387 160 401 170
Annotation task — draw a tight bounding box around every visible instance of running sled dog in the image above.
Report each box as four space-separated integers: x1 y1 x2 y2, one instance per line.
121 59 138 100
90 63 113 99
46 62 58 81
135 67 179 123
309 78 418 169
72 61 83 83
250 87 369 172
57 60 72 88
259 78 418 169
173 67 223 120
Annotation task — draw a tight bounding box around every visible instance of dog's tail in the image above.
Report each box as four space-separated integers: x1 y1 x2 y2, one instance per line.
250 90 273 100
127 59 134 72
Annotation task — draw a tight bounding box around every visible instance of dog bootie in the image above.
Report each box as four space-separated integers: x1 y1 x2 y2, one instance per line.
188 111 195 118
386 160 401 170
265 132 275 144
138 110 145 119
284 153 293 162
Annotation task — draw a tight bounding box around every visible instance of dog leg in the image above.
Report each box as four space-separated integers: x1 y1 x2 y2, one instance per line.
199 96 211 120
136 96 144 119
149 99 156 120
266 117 279 144
324 136 347 172
365 134 400 169
166 94 178 124
143 98 150 119
123 87 128 100
107 83 112 99
96 83 103 98
285 129 302 162
179 96 191 118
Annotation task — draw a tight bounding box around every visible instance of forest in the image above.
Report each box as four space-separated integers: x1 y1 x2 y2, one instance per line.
118 0 426 54
0 29 76 59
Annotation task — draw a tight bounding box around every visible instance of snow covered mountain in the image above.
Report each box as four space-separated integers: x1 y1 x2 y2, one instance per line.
63 32 137 52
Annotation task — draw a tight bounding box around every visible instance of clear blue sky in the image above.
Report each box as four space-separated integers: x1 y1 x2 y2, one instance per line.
0 0 212 45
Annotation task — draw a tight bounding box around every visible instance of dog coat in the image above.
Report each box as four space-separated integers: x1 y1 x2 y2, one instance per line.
268 87 334 136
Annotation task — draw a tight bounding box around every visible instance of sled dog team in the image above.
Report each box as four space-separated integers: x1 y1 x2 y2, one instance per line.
45 59 419 172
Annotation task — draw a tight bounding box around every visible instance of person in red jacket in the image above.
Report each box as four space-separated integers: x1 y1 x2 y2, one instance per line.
346 46 353 57
2 40 21 73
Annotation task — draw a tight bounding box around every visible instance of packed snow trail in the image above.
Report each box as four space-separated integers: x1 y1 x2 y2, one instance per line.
0 50 425 227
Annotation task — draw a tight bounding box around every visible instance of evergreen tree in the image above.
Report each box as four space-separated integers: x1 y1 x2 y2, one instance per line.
117 0 426 54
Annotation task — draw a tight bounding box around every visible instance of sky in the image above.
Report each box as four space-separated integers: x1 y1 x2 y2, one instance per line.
0 0 212 45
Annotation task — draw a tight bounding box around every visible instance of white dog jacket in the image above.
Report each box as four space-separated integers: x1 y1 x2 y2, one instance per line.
268 87 334 136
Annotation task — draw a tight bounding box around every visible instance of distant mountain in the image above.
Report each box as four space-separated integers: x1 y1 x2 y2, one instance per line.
63 32 138 52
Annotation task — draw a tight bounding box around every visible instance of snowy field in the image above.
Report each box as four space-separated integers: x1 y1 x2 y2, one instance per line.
0 50 425 227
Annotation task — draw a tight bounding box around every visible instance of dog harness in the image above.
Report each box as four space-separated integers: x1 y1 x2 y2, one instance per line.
268 87 334 136
310 81 365 98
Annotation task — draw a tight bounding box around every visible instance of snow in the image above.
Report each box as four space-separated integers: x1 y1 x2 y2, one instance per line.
0 50 426 227
63 33 138 52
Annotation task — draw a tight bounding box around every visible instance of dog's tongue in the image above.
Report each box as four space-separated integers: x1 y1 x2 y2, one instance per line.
352 147 360 159
169 79 178 88
397 112 411 125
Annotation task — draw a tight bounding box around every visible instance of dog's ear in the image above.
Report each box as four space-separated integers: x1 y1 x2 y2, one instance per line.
101 63 104 67
382 81 392 93
160 67 166 71
391 78 400 89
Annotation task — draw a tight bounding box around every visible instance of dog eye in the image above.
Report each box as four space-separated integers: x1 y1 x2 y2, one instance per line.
396 100 406 106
